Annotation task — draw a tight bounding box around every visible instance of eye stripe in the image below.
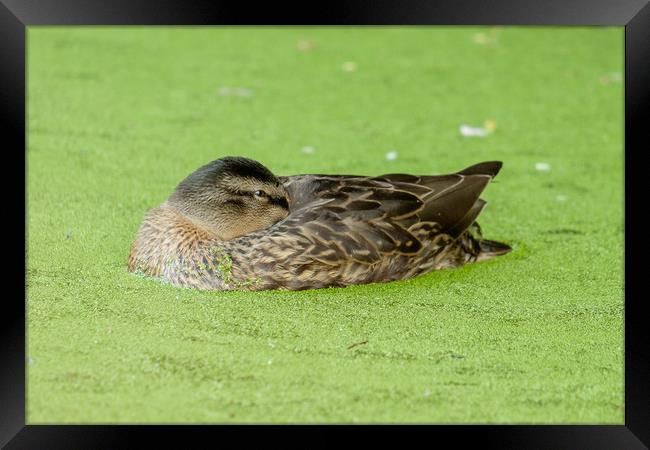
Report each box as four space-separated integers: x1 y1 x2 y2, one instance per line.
226 187 285 207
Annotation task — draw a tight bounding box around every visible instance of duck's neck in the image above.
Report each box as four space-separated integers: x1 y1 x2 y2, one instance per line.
128 203 224 274
163 201 235 241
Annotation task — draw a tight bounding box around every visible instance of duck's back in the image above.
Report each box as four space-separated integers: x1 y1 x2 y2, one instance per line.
222 161 511 290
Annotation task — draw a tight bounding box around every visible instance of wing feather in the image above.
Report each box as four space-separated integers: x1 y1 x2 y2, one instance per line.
279 163 500 265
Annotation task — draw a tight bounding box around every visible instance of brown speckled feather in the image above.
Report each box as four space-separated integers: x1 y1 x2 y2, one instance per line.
128 160 511 291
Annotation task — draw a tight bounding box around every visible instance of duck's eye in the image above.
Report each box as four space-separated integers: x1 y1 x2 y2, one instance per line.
253 190 267 199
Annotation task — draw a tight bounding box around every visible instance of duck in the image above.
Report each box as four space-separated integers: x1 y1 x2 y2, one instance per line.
128 156 511 291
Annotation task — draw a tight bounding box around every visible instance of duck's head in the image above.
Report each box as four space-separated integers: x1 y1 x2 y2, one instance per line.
167 156 289 240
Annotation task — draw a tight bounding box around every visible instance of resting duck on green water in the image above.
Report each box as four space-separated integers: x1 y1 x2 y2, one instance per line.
128 156 511 291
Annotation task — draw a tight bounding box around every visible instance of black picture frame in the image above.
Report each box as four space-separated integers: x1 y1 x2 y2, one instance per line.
5 0 648 447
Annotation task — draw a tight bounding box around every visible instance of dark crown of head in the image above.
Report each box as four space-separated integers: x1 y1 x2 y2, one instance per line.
174 156 278 196
214 156 278 183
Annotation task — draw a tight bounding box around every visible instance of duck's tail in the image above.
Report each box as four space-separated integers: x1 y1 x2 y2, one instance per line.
476 238 512 262
455 161 512 262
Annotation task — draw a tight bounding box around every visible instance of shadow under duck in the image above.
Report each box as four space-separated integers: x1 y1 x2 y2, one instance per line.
128 157 511 291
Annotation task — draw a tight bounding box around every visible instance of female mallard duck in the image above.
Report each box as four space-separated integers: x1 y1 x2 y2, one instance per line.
128 156 511 291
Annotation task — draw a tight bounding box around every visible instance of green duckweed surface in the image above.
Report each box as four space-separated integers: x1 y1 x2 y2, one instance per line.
27 27 623 423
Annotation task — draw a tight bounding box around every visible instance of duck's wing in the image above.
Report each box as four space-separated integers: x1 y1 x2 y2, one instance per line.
371 160 503 236
275 161 502 265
